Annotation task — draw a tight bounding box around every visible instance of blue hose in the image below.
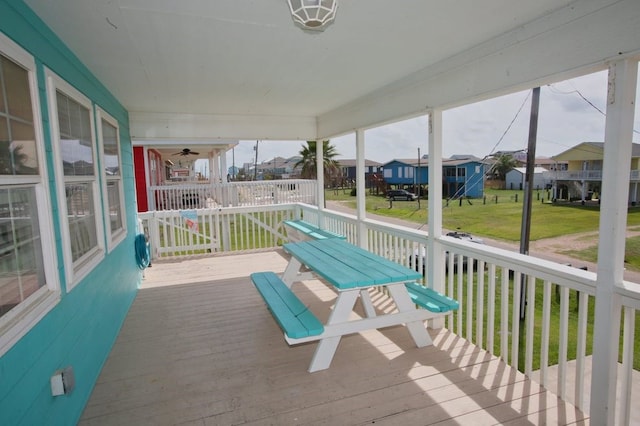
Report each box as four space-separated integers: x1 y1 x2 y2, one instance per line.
135 234 151 270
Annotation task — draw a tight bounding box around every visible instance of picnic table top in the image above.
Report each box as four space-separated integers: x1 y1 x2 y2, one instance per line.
283 238 421 290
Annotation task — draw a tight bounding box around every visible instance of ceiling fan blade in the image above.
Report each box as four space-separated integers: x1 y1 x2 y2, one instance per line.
189 151 200 155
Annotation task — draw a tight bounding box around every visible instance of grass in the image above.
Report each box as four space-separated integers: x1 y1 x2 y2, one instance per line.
329 187 640 371
328 187 640 243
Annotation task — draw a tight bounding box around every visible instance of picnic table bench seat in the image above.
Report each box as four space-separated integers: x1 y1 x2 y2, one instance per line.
283 220 345 241
405 282 459 313
251 271 324 340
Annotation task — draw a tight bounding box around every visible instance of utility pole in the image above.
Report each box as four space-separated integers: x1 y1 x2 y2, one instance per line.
253 140 259 180
417 147 421 208
520 87 541 320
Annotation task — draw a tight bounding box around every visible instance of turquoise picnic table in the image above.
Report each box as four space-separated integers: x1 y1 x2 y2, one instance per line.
275 238 448 372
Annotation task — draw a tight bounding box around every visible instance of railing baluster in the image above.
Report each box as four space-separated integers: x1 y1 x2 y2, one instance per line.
558 286 570 399
575 290 589 411
540 280 552 387
500 267 509 364
511 272 521 370
525 275 536 376
486 263 496 355
619 306 635 426
466 262 474 341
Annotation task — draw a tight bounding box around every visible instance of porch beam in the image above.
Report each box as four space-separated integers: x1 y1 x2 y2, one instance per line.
356 129 367 249
316 140 325 223
427 109 444 293
590 58 638 425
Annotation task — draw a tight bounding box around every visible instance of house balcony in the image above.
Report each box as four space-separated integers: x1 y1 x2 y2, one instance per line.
100 202 640 424
545 169 640 182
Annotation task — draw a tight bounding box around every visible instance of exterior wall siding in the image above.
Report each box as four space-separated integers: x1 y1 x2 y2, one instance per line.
0 1 140 424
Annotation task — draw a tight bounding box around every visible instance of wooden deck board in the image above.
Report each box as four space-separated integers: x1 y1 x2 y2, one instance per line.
80 251 588 425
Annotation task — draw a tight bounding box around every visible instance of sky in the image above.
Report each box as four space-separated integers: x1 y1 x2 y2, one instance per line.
224 69 640 171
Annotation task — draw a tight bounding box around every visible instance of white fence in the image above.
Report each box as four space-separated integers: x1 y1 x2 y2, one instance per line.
139 202 640 424
148 179 317 210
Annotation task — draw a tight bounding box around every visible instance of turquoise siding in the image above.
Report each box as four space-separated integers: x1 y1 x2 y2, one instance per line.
0 1 141 425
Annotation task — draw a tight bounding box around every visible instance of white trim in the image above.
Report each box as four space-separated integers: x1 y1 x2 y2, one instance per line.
45 68 104 290
0 34 60 356
96 107 127 251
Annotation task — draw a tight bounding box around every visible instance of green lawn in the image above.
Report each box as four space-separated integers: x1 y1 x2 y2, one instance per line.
327 188 640 370
328 187 640 247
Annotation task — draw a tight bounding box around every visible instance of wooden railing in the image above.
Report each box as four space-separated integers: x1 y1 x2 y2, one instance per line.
147 179 317 210
139 202 640 423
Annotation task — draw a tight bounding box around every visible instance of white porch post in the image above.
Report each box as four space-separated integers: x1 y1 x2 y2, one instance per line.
590 59 638 425
220 151 228 181
427 109 444 293
316 140 325 224
356 129 367 249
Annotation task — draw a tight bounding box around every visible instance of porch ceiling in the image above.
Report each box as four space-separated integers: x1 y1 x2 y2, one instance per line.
22 0 640 140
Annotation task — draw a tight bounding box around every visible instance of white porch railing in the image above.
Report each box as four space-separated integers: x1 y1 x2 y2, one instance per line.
545 169 640 182
139 202 640 424
147 179 317 210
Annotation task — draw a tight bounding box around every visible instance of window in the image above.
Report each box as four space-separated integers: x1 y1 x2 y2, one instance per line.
445 167 456 177
383 169 392 178
47 70 104 287
97 109 125 249
457 168 466 177
0 34 58 355
405 167 414 179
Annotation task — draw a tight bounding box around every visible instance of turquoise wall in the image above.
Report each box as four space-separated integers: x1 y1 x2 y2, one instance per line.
0 1 141 424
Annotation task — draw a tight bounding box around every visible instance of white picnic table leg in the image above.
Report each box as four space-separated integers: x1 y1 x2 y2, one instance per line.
281 257 302 288
359 289 377 318
386 283 433 347
308 290 360 372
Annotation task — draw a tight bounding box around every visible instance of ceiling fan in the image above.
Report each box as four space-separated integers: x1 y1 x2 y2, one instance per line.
173 148 200 156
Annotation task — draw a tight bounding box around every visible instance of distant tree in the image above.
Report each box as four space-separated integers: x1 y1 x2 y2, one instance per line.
294 140 339 180
492 154 517 180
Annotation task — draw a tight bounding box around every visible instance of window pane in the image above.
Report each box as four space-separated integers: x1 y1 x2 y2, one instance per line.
57 91 94 176
3 56 33 121
0 55 38 176
102 119 119 176
66 183 97 261
0 187 46 319
106 181 123 234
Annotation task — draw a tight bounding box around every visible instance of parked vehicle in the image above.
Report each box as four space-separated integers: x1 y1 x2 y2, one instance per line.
387 189 417 201
410 231 485 274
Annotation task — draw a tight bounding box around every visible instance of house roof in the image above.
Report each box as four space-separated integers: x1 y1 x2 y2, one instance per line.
335 159 382 167
21 1 640 142
508 167 549 175
552 142 640 161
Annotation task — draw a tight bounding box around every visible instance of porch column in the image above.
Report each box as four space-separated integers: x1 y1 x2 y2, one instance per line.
220 150 228 181
590 59 638 425
356 129 367 248
316 140 325 223
427 109 444 293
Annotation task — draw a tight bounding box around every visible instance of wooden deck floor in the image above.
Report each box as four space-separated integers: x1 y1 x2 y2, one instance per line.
80 250 588 425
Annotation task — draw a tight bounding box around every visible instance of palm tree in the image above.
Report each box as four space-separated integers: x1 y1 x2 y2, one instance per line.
492 154 518 180
294 140 339 179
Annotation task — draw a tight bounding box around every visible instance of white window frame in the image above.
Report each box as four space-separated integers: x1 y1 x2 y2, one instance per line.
383 168 392 178
96 108 126 250
45 68 105 290
0 33 60 357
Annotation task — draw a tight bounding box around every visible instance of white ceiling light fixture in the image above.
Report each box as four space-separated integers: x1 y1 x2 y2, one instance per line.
287 0 338 32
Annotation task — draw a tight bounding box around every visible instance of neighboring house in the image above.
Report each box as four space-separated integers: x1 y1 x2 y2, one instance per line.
531 156 568 171
551 142 640 203
382 157 486 198
0 6 141 424
335 159 382 186
442 157 486 198
382 159 428 187
505 167 550 190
